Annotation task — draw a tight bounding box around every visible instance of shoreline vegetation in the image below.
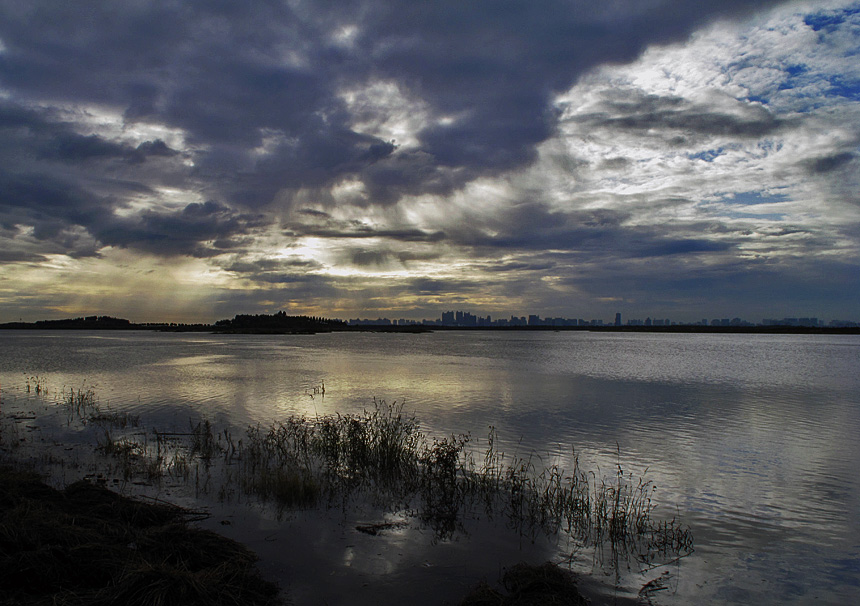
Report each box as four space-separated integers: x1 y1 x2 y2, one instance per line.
1 313 858 334
2 383 694 605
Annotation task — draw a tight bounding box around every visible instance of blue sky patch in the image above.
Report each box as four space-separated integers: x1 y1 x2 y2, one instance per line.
724 211 786 221
723 191 790 206
689 148 724 162
827 77 860 101
803 5 860 32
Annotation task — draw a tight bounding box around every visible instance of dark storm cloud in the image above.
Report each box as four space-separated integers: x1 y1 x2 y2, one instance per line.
447 203 630 251
38 133 178 164
350 249 392 267
633 239 731 257
335 245 442 269
396 250 444 263
0 248 44 262
0 0 793 219
406 277 490 296
297 209 332 219
803 151 857 174
287 211 446 242
485 260 558 273
444 199 741 264
571 90 789 139
347 0 791 180
95 201 265 257
219 257 324 287
0 170 102 239
567 255 860 316
0 99 178 164
0 98 192 257
39 133 132 162
0 157 262 258
293 225 446 242
226 257 321 274
0 95 269 262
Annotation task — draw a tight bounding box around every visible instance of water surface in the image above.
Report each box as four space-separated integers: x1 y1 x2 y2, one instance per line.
1 330 858 605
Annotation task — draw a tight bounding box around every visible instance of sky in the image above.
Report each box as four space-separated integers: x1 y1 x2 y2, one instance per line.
0 0 858 324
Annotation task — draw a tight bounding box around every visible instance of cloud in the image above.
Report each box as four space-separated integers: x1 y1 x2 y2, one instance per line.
803 151 858 174
95 201 266 257
290 223 446 243
570 89 791 140
284 206 446 243
0 170 103 238
0 99 178 164
0 0 797 210
1 0 859 321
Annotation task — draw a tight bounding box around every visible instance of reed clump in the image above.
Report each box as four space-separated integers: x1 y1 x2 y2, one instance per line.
62 384 140 429
241 400 421 507
229 401 691 557
25 376 48 395
63 385 98 414
13 380 692 562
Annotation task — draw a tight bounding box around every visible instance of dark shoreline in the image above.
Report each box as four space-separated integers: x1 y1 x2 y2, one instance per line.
1 322 858 335
0 465 282 606
0 465 598 606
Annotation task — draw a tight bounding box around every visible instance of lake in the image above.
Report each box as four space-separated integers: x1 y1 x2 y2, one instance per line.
1 329 859 605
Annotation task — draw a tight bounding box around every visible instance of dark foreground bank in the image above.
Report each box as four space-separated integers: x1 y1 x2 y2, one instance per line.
0 466 281 606
1 466 593 606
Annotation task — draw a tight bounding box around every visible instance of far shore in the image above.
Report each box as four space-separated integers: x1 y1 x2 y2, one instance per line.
1 317 858 335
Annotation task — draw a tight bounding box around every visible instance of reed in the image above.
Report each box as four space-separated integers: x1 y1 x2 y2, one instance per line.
226 401 691 558
25 375 48 395
63 385 97 413
7 379 693 562
62 384 140 429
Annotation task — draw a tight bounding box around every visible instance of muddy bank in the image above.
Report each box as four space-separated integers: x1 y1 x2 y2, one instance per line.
2 464 604 606
0 465 281 606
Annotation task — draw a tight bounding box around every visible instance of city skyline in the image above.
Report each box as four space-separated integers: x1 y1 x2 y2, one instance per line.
347 309 856 328
0 2 858 323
